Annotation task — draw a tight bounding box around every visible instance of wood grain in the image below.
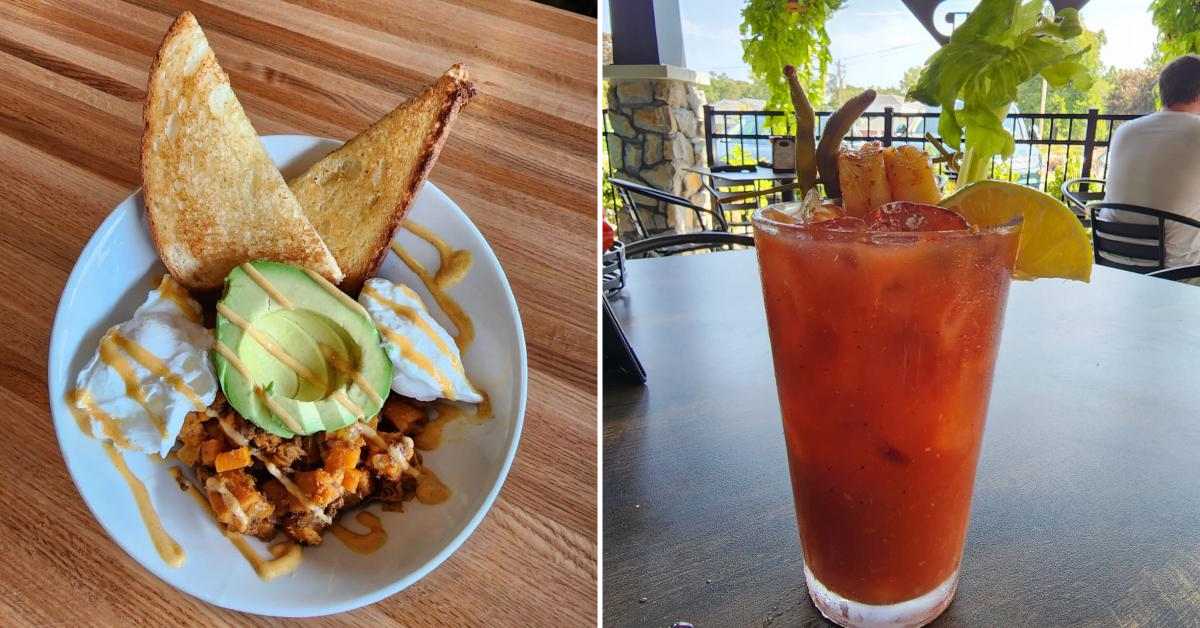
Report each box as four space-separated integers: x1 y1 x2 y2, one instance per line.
604 251 1200 627
0 1 597 625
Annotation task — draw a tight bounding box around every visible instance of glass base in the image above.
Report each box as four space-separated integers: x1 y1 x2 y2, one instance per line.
804 566 959 628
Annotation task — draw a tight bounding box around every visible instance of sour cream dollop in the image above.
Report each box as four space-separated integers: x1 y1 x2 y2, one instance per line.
358 277 482 403
73 275 218 456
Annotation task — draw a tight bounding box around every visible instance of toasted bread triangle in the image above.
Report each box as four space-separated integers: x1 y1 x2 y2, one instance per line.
288 65 476 293
141 12 343 291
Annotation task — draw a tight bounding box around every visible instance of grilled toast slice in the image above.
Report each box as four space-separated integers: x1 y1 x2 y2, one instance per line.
288 65 475 293
141 12 343 291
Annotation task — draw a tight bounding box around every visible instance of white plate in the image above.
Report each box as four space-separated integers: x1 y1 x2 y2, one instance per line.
46 135 527 617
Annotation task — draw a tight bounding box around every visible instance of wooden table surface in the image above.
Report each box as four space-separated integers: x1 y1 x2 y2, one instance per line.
0 1 596 625
604 250 1200 627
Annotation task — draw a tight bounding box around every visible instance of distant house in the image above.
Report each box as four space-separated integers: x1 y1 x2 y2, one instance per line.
712 94 929 114
710 98 767 111
864 93 928 115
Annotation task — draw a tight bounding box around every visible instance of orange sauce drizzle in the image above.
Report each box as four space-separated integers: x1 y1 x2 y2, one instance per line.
156 275 202 324
303 267 371 319
212 340 304 434
216 303 326 388
71 389 135 449
211 416 331 525
104 442 185 567
415 395 493 451
403 222 472 290
240 263 294 309
377 326 453 397
98 333 166 437
322 345 383 407
67 390 187 568
171 467 302 580
361 284 462 372
415 467 451 505
331 511 387 554
390 241 475 353
108 331 207 411
333 390 366 420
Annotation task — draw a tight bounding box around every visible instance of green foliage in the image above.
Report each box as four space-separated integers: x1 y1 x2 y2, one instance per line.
898 66 924 96
1015 29 1109 114
1104 66 1160 114
726 143 757 167
1045 147 1083 202
704 72 771 103
1150 0 1200 61
740 0 844 130
828 84 904 108
908 0 1094 185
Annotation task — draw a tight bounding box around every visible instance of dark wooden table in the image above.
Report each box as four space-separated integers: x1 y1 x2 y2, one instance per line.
603 250 1200 627
685 165 798 203
685 164 797 185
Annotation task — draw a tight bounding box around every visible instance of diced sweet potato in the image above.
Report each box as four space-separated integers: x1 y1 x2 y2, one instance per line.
200 439 223 466
341 468 363 492
175 411 207 466
221 469 261 504
323 444 360 473
294 469 341 506
215 446 251 473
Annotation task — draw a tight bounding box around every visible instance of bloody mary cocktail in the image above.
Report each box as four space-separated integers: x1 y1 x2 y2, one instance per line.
753 203 1019 627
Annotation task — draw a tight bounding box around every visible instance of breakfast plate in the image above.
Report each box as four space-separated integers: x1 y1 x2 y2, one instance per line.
47 134 527 617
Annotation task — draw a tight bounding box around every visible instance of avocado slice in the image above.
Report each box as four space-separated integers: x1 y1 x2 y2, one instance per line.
213 261 392 437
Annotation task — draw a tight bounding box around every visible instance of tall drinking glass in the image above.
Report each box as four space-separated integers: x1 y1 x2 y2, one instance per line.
752 204 1020 627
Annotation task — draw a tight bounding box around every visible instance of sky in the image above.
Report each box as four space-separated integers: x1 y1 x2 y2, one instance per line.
601 0 1158 87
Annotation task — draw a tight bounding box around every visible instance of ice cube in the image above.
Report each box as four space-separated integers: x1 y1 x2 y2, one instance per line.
811 216 866 231
810 202 844 222
762 206 801 224
866 201 969 232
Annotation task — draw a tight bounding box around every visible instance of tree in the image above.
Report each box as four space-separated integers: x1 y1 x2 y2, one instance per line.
1150 0 1200 61
1014 29 1110 114
827 83 903 109
702 72 771 104
740 0 845 125
1104 66 1160 114
898 66 923 96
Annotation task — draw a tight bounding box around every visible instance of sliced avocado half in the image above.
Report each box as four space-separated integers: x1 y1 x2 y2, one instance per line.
213 260 391 437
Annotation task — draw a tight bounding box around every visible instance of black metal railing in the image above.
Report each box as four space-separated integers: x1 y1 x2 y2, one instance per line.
703 106 1141 194
602 106 1143 219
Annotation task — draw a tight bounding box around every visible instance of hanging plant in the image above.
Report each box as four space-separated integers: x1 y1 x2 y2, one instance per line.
740 0 844 129
1150 0 1200 61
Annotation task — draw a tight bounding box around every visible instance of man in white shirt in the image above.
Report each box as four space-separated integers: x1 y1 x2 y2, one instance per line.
1099 55 1200 269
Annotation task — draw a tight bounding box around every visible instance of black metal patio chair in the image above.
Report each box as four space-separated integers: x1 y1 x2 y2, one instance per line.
609 178 728 240
623 231 754 259
701 176 804 233
1089 202 1200 273
1061 177 1105 223
1148 265 1200 283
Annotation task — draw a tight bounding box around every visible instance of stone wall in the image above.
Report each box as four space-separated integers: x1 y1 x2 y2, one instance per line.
605 78 708 237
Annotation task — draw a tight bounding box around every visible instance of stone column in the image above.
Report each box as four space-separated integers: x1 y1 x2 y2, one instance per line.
605 74 709 237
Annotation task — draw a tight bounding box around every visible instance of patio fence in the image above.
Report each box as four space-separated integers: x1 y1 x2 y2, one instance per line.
603 106 1143 233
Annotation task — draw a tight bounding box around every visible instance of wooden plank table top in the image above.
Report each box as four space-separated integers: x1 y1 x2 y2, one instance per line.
0 1 596 625
603 250 1200 627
